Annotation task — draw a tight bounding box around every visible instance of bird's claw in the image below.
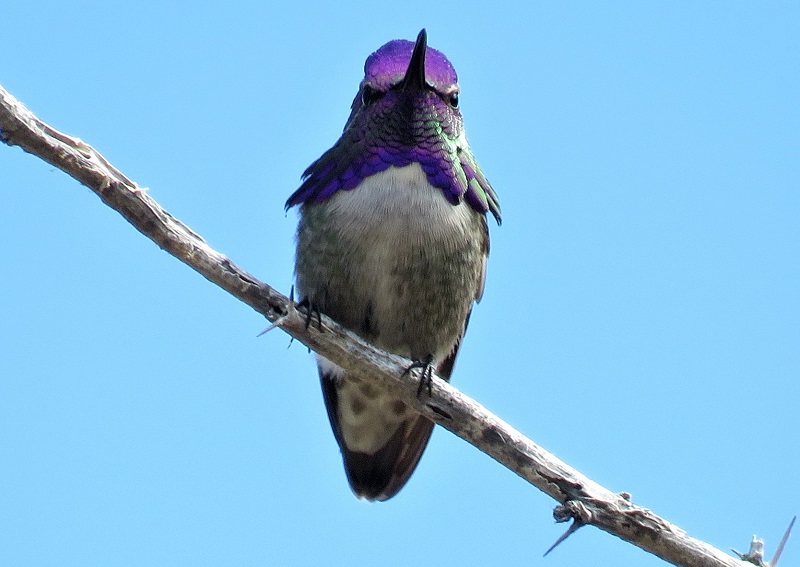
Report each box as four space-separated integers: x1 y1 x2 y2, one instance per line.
297 296 323 331
403 355 435 398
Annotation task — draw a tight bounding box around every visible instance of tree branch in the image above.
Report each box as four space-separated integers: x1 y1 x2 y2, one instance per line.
0 83 758 567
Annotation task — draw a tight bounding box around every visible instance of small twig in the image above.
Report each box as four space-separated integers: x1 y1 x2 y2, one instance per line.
770 516 796 567
733 516 795 567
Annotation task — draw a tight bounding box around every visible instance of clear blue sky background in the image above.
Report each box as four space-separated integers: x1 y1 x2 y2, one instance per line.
2 2 797 566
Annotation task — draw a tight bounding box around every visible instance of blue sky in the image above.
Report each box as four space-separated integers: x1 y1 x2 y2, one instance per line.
2 2 798 566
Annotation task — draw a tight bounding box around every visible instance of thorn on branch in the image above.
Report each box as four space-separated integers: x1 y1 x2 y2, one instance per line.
257 286 298 337
257 315 288 337
545 500 592 556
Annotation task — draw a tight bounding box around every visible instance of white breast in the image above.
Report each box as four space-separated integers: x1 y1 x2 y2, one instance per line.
324 162 477 246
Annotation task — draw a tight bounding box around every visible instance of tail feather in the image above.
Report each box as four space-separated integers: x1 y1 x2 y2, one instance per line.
320 372 434 501
318 310 470 500
341 412 434 501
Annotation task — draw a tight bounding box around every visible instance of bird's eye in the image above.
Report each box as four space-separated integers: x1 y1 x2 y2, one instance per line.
448 92 459 108
361 85 383 106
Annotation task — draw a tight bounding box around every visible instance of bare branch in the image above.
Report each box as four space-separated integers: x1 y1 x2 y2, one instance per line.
1 83 759 567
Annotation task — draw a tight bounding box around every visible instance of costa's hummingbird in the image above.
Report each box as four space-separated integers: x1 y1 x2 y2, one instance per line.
286 29 501 501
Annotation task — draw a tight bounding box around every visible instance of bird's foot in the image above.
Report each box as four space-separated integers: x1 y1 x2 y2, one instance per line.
297 296 323 331
403 354 435 398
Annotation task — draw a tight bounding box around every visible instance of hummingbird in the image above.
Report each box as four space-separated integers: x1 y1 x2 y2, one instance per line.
286 29 501 501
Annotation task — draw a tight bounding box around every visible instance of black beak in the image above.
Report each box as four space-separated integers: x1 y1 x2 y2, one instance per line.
399 29 427 91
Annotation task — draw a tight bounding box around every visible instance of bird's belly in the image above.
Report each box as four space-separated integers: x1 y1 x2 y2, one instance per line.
295 164 484 362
